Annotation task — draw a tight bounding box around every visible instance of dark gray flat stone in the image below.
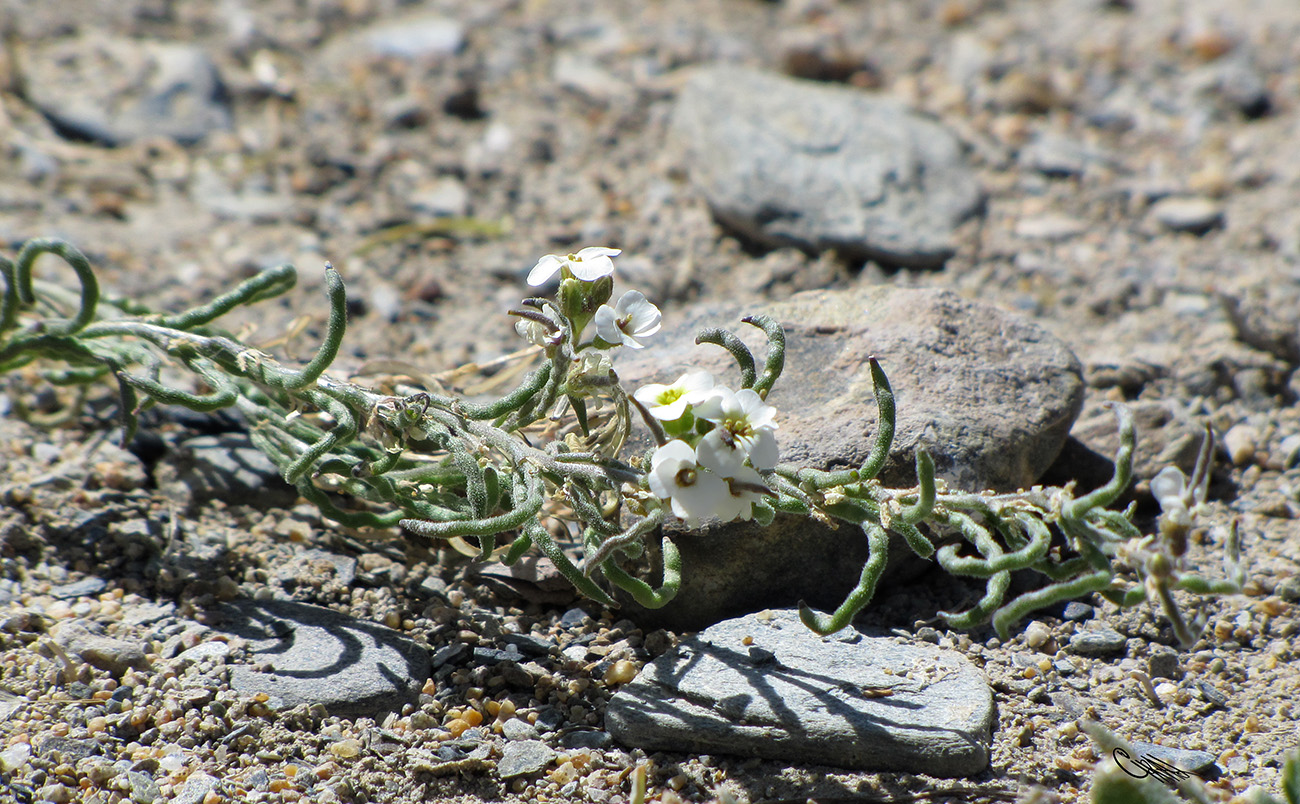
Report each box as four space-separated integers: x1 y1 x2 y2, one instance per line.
214 599 429 717
1068 625 1127 656
672 66 984 268
606 610 994 776
49 577 108 600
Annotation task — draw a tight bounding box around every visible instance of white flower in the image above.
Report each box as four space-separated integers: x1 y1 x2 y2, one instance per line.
594 290 661 349
633 371 715 421
694 387 779 471
526 246 621 286
720 464 769 522
647 439 731 528
1151 466 1190 513
514 319 560 347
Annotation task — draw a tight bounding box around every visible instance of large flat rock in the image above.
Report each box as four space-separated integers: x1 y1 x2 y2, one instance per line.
671 66 984 267
620 285 1083 492
606 610 994 776
214 599 430 717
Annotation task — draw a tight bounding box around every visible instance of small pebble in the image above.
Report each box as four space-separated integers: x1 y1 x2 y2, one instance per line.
328 739 362 759
1151 197 1224 234
1222 424 1259 466
1148 646 1182 680
1061 602 1094 622
1068 626 1126 656
1024 621 1052 650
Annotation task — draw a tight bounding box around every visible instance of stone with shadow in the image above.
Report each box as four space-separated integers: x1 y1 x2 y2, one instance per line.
605 609 993 777
613 285 1084 630
213 599 430 717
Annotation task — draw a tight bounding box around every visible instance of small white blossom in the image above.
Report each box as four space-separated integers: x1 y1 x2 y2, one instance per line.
1152 465 1199 531
1151 466 1190 513
721 464 768 522
594 290 661 349
527 246 621 286
694 387 779 471
647 439 730 528
514 319 560 347
633 371 715 421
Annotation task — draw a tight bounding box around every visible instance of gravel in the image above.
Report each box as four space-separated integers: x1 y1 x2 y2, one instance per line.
3 1 1300 803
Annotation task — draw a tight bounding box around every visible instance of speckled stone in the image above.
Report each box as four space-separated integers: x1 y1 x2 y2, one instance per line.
606 610 994 776
496 740 555 778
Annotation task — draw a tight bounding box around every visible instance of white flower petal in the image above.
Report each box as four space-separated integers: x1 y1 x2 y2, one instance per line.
593 304 621 344
724 465 767 521
744 429 780 471
696 429 745 475
620 293 662 340
691 386 732 422
1151 466 1188 512
568 254 615 281
527 254 564 286
736 388 778 431
576 246 621 260
634 371 716 420
668 469 728 528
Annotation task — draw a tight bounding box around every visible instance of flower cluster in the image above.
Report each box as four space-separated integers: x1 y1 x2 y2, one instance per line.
636 371 778 527
521 247 778 529
520 247 662 352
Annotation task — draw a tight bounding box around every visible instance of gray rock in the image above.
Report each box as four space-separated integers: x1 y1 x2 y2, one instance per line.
554 53 631 104
50 620 149 676
156 433 298 511
34 735 98 762
1147 646 1181 680
1019 134 1098 178
24 35 231 146
614 286 1083 628
431 642 469 669
606 610 993 776
215 599 430 717
1061 602 1095 622
496 740 556 778
500 633 554 657
176 641 231 665
50 577 108 600
559 729 613 750
1198 56 1271 119
125 770 160 804
1151 197 1224 234
501 718 540 741
360 15 465 59
671 66 984 268
409 177 470 218
621 286 1082 494
1126 741 1218 776
174 772 218 804
1067 625 1127 656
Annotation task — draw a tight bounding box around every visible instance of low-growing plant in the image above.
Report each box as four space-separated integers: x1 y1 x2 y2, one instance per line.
0 238 1245 642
